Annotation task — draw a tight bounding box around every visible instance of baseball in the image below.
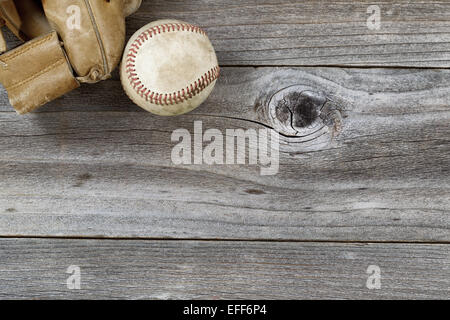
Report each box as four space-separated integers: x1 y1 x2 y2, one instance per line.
121 19 220 116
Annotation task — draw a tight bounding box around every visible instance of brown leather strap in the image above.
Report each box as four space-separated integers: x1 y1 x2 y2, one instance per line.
0 18 5 54
0 31 80 114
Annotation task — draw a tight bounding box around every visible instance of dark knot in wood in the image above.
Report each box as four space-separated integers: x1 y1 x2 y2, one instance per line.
266 85 343 140
274 89 322 129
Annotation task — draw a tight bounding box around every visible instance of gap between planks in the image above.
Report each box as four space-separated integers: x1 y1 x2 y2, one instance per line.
0 235 449 245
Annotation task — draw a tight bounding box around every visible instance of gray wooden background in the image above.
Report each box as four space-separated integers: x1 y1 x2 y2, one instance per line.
0 0 449 299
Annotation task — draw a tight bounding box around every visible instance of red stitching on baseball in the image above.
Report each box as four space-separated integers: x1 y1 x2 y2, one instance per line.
126 23 220 106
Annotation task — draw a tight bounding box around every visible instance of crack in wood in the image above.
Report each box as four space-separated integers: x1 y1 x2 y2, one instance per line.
261 85 345 149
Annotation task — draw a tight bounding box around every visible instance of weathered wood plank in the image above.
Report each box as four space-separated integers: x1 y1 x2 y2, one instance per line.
0 239 448 300
130 0 450 67
1 1 448 301
3 1 450 67
0 67 449 240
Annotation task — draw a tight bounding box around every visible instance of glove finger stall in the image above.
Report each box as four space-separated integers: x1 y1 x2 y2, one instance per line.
0 31 80 114
42 0 126 83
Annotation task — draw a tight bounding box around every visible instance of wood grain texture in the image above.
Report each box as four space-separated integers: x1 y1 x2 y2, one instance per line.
5 0 450 68
129 0 450 67
0 67 448 241
0 239 448 300
0 0 449 300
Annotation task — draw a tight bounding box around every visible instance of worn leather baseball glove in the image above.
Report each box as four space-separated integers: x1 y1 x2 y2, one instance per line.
0 0 142 114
